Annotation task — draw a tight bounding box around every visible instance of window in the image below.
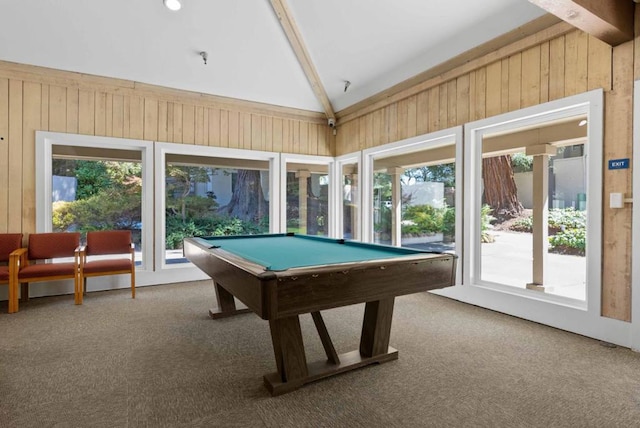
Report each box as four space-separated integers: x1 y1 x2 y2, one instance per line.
156 143 280 269
36 132 153 278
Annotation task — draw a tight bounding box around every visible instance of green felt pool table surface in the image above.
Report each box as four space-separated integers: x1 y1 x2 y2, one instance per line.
193 233 436 271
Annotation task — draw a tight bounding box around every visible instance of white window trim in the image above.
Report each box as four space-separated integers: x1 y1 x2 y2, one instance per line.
631 80 640 351
35 131 154 292
155 141 281 271
361 127 463 284
333 151 362 240
279 153 335 235
438 89 632 348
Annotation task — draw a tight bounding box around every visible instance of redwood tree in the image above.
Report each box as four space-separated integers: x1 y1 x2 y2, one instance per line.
217 169 267 223
482 155 523 221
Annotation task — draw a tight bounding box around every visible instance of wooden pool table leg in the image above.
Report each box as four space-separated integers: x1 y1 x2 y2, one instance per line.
360 297 395 357
209 282 251 319
263 300 399 396
264 315 309 395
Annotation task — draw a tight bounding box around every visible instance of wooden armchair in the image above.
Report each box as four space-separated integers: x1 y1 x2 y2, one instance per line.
12 232 81 312
0 233 23 313
78 230 135 304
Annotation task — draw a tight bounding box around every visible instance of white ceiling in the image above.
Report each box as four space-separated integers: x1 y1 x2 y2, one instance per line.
0 0 546 113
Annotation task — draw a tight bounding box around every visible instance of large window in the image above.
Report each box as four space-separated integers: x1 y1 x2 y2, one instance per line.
334 153 361 240
280 154 334 237
36 132 153 288
156 143 279 269
363 129 462 262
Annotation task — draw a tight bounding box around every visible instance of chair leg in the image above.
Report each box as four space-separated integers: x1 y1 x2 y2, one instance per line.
7 282 15 314
75 275 83 305
20 283 29 302
131 270 135 299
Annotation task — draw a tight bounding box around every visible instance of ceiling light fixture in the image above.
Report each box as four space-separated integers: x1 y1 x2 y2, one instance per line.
163 0 182 11
344 80 351 92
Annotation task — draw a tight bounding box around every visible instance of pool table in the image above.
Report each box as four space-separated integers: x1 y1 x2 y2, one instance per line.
183 233 456 395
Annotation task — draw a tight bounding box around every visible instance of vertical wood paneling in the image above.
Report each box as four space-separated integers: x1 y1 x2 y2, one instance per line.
456 75 470 125
0 78 8 232
239 112 250 150
105 93 113 136
144 98 158 141
549 36 566 100
587 36 612 91
113 94 125 138
438 84 448 129
195 106 207 145
22 82 40 234
446 81 456 128
386 104 398 143
308 122 318 155
129 96 144 140
486 61 502 117
220 109 229 148
272 117 283 153
171 102 182 143
208 108 220 146
372 109 383 148
575 31 589 94
40 85 49 131
8 80 23 232
251 114 261 151
282 119 291 153
416 91 429 135
182 104 195 144
228 110 239 149
397 98 409 140
521 46 541 108
564 32 579 96
428 86 439 132
49 85 66 132
500 59 509 113
142 95 153 141
539 42 550 103
475 67 486 120
95 92 107 136
66 88 79 134
264 116 273 152
508 54 522 111
78 90 95 135
602 41 634 321
357 117 366 151
365 113 374 149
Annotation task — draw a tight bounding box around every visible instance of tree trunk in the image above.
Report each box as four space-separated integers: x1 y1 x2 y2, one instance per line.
218 170 267 222
482 155 523 221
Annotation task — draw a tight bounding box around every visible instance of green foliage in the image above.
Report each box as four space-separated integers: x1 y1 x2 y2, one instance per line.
403 164 456 188
401 204 448 236
52 185 141 233
480 204 496 243
549 228 585 256
74 161 112 199
510 153 533 173
507 208 586 255
165 215 268 249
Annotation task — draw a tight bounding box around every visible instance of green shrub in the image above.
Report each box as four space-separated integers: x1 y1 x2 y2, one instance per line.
165 215 268 249
549 228 585 256
481 204 495 243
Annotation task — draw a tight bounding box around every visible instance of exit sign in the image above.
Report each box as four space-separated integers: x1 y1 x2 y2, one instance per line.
608 158 629 170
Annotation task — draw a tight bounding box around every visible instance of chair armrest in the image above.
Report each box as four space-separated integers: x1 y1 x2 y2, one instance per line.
9 248 28 276
76 245 86 267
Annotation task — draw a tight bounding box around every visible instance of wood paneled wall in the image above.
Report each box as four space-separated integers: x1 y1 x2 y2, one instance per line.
0 61 333 237
336 25 635 322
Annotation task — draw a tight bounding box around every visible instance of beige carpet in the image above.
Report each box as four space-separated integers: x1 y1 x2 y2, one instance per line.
1 281 640 427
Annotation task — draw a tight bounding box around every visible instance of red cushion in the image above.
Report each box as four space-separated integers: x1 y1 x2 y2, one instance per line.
28 233 79 260
86 231 132 256
0 233 23 262
0 266 8 282
18 262 76 279
83 259 132 274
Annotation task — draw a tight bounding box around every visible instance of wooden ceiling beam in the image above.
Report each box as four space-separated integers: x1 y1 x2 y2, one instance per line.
269 0 335 123
528 0 634 46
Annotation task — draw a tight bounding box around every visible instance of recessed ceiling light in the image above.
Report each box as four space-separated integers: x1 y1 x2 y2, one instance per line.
164 0 182 11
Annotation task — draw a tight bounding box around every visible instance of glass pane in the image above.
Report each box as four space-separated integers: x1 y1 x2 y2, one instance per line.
479 142 586 301
372 171 392 245
165 163 270 264
401 162 456 252
286 170 329 236
52 159 143 264
342 163 359 240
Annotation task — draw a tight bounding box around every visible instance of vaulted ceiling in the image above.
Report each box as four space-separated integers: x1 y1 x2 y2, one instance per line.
0 1 633 120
